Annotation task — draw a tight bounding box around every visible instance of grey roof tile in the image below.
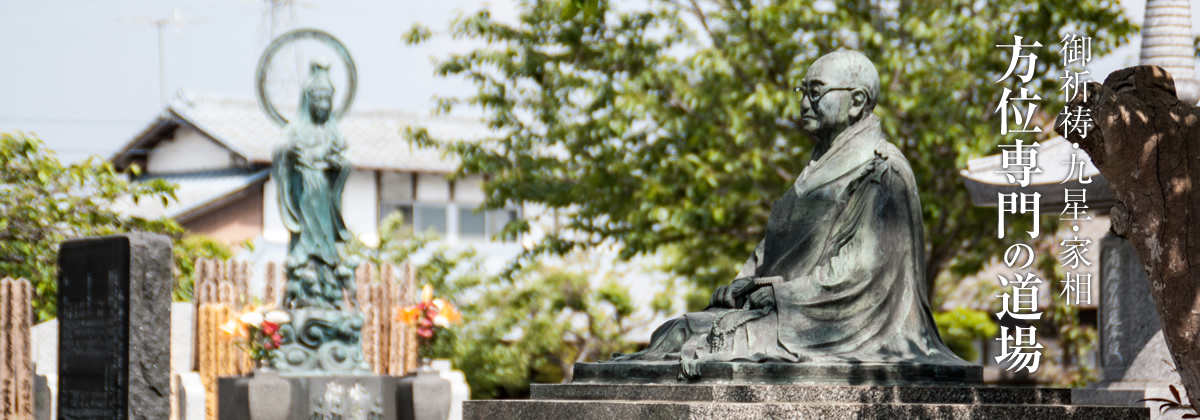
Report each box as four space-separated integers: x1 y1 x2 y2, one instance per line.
132 90 490 173
113 168 269 220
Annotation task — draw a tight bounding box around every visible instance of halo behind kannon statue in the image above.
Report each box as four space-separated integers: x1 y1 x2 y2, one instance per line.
256 28 358 128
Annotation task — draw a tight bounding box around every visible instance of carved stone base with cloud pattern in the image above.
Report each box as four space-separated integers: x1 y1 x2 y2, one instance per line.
273 309 371 374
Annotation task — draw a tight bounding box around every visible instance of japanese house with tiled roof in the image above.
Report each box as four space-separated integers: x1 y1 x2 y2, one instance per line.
110 91 518 247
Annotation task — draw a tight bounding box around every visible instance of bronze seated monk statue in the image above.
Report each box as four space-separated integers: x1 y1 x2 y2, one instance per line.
595 50 976 383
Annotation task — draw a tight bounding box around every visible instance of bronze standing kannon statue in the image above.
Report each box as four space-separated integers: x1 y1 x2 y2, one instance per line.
273 58 360 310
598 50 979 384
256 29 369 374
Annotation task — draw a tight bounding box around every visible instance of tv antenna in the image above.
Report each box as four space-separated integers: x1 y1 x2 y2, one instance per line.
121 9 205 104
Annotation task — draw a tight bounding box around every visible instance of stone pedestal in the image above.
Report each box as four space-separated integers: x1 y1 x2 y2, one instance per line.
176 372 206 420
573 361 982 386
429 360 470 420
218 374 401 419
34 374 51 420
396 369 451 420
465 384 1151 419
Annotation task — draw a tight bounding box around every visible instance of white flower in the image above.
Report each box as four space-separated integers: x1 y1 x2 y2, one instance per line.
240 312 264 328
265 310 291 324
421 285 434 303
433 315 449 328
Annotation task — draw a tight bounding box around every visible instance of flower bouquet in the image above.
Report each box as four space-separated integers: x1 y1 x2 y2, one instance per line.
397 285 462 357
222 306 293 367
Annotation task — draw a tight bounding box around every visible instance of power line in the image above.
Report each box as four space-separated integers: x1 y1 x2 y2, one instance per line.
0 24 134 48
0 0 249 20
41 147 118 153
0 117 146 125
0 3 257 46
0 7 257 49
1 8 256 49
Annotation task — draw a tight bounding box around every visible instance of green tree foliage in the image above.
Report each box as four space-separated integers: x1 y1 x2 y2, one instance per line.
1 132 181 320
172 234 235 302
1 132 236 316
1034 240 1098 387
404 0 1135 308
429 252 675 399
933 307 998 363
363 214 672 398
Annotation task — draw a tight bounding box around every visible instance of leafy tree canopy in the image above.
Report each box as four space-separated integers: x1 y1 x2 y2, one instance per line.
406 0 1135 307
361 214 674 399
173 234 236 302
0 131 202 320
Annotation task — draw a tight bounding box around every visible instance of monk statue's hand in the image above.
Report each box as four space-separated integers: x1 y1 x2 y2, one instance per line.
747 286 775 309
710 278 754 308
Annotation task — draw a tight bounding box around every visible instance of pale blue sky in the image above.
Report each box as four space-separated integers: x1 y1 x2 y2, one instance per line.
0 0 1191 163
0 0 518 162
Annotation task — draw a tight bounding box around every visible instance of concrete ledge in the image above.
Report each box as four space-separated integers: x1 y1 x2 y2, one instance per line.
572 361 983 386
464 399 1150 420
532 384 1071 404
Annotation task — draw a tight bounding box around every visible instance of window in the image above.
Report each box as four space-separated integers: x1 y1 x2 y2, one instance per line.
459 208 487 238
380 203 414 227
415 204 447 234
458 206 519 241
487 208 519 238
379 203 447 235
378 171 519 241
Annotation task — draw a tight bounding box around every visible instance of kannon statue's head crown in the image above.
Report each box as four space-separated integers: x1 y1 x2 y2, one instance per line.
305 57 335 97
301 57 335 123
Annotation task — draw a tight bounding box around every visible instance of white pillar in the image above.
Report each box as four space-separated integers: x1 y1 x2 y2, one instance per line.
1140 0 1200 104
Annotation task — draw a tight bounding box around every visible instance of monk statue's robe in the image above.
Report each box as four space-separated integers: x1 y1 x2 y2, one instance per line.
617 114 965 368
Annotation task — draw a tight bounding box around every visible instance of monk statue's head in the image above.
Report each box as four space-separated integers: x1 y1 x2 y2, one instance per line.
797 50 880 143
302 58 335 124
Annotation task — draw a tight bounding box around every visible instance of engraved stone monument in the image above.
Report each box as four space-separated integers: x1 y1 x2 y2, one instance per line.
57 233 172 420
1096 233 1184 388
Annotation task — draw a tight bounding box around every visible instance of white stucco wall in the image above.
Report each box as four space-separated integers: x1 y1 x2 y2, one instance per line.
262 178 288 243
456 174 486 203
379 171 414 202
344 169 379 247
147 126 235 173
416 173 451 202
262 170 380 246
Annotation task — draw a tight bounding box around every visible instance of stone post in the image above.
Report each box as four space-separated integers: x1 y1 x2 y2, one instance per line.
0 277 33 419
402 263 419 375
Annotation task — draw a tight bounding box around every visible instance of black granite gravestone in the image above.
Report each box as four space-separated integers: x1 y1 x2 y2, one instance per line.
57 233 171 420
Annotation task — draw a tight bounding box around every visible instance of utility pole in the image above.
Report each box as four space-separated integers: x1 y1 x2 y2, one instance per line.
259 0 323 110
262 0 296 43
